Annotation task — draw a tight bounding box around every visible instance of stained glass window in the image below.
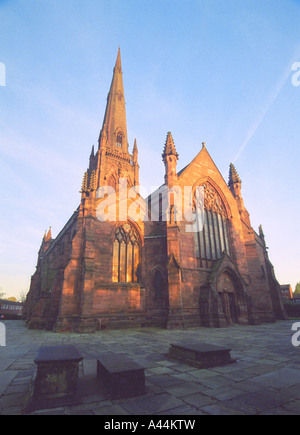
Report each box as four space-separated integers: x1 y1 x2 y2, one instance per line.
113 224 140 283
194 183 231 267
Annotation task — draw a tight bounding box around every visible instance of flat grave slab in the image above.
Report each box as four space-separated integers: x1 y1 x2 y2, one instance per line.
97 352 145 399
168 342 236 369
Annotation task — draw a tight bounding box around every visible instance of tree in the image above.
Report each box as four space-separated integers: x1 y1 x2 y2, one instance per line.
18 291 28 303
0 288 5 299
295 282 300 295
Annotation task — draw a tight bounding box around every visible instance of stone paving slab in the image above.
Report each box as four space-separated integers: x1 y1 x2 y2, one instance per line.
0 320 300 415
0 371 18 396
121 393 185 415
251 368 300 389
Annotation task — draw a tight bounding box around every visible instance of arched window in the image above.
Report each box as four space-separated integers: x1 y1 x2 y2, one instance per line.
112 223 140 283
116 131 123 148
194 182 230 268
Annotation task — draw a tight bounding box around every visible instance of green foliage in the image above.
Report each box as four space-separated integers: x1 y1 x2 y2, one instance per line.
294 282 300 295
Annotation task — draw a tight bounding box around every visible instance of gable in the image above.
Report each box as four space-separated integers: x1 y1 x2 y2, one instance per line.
177 145 235 218
178 145 229 191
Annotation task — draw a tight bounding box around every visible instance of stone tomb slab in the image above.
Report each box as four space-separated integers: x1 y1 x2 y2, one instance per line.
168 342 236 369
25 345 83 412
97 353 145 399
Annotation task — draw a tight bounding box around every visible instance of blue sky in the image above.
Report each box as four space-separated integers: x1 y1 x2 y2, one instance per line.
0 0 300 298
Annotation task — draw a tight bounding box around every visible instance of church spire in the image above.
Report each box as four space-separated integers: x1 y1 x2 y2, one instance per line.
99 48 128 153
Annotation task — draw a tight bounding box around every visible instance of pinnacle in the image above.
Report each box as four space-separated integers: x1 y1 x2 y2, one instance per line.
45 226 52 242
162 132 179 160
115 47 122 71
229 163 242 185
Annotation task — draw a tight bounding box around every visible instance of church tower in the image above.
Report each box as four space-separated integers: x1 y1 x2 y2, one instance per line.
81 48 139 198
54 49 144 333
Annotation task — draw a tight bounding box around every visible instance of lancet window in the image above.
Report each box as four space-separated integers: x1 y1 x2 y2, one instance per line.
116 131 123 148
112 223 140 283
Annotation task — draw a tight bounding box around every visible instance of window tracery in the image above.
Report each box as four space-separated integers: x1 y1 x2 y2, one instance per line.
194 182 230 267
112 223 140 283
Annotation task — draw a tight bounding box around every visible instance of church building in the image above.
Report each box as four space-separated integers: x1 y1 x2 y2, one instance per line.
24 50 286 332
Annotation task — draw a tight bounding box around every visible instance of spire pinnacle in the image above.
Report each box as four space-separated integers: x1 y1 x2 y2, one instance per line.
133 138 138 161
162 132 179 187
45 226 52 242
115 47 122 72
99 48 128 152
229 163 242 186
162 132 179 161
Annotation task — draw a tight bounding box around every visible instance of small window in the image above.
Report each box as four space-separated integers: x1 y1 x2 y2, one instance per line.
116 132 123 147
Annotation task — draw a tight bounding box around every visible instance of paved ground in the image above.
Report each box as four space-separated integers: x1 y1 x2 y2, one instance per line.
0 320 299 415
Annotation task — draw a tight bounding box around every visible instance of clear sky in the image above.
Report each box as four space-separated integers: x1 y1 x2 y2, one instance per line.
0 0 300 299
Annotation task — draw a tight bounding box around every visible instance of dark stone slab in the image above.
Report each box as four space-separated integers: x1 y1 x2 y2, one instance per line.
34 345 83 364
97 353 145 399
25 345 83 413
168 342 236 369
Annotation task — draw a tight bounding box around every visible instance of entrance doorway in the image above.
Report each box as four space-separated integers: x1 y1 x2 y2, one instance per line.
217 272 238 325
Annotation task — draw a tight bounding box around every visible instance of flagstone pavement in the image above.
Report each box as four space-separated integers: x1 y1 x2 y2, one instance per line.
0 320 299 415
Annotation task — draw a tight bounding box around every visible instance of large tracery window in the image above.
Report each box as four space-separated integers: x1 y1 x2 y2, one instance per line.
112 223 140 283
194 182 230 268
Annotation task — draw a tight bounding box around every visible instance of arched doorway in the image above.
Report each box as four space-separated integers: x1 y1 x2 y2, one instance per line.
217 271 238 325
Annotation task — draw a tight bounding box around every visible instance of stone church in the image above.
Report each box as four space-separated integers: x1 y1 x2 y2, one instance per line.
24 49 286 332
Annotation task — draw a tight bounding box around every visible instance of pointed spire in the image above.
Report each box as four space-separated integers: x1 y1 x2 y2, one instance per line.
115 47 122 72
99 48 128 152
162 132 179 160
90 145 95 157
162 132 179 187
229 163 242 186
45 226 52 242
133 138 138 162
